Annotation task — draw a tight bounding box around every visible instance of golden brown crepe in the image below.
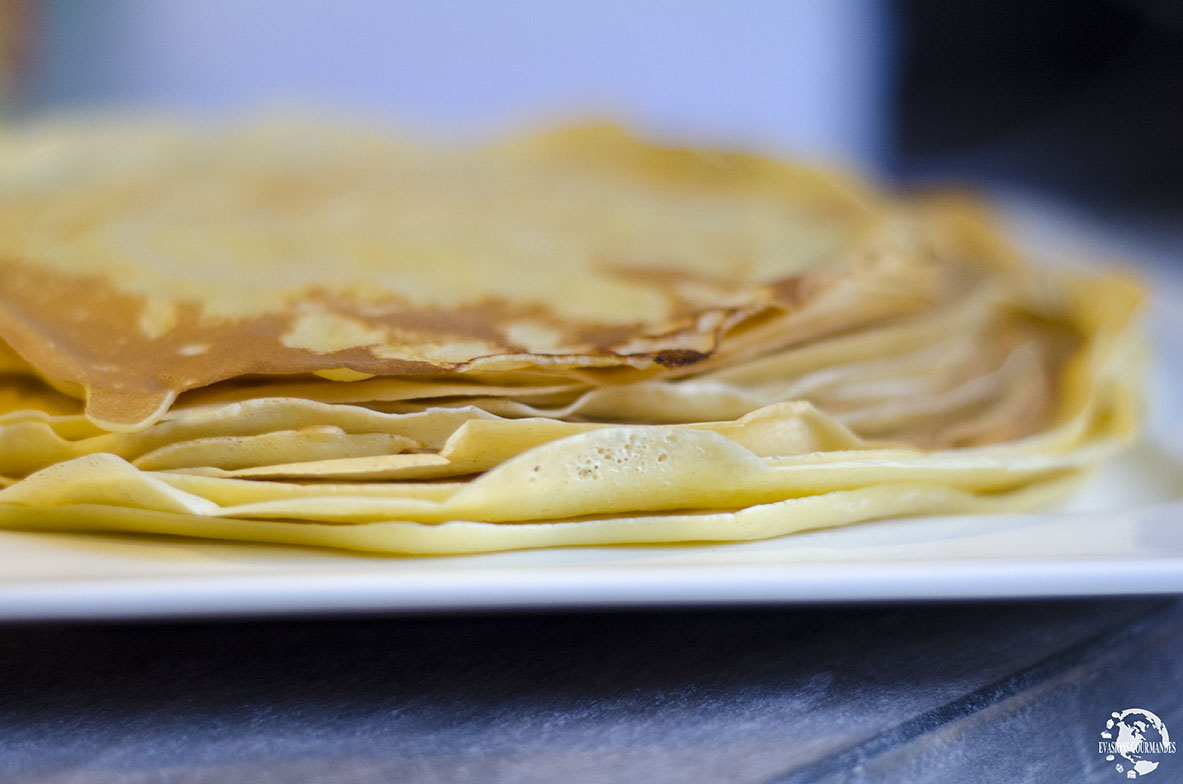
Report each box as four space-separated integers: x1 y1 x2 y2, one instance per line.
0 119 1145 554
0 122 942 430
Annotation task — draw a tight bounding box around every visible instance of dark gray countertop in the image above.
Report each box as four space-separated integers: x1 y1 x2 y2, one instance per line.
2 598 1181 783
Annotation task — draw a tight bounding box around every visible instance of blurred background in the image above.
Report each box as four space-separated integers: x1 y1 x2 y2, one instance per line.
0 0 1180 219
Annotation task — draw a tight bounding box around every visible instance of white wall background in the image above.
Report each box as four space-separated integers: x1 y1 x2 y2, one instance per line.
32 0 893 168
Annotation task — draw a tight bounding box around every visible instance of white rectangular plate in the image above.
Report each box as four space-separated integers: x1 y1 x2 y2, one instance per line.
0 201 1180 620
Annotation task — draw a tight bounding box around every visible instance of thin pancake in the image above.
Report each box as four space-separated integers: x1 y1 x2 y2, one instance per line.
0 121 911 430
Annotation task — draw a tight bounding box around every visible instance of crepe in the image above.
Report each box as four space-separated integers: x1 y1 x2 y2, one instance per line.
0 121 938 430
0 118 1146 554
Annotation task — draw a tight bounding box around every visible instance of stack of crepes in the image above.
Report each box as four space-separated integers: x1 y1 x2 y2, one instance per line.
0 121 1144 554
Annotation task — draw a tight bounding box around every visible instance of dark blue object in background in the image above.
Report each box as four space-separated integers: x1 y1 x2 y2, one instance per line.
891 0 1183 219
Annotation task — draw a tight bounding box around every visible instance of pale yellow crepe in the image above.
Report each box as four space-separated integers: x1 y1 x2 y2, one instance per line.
0 476 1084 555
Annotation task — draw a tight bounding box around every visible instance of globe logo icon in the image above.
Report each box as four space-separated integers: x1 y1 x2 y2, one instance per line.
1099 708 1174 778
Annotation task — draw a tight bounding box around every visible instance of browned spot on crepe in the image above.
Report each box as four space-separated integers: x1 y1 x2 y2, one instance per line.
0 256 881 429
